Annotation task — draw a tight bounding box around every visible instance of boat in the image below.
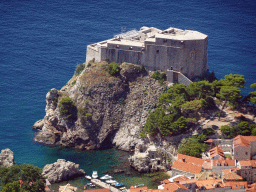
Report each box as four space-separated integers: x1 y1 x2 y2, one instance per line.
120 187 126 190
106 179 118 184
92 171 98 179
85 175 92 180
100 174 113 180
115 183 124 187
87 183 95 187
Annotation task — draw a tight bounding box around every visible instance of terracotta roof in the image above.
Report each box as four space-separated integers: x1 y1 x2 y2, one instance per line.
202 161 212 169
172 160 202 174
224 181 248 189
162 183 188 192
177 154 204 166
222 172 243 181
163 179 171 184
222 168 239 175
234 135 256 148
179 179 197 185
204 139 213 143
246 183 256 192
209 146 225 159
130 186 149 192
196 172 220 180
212 159 235 166
172 176 189 182
239 160 256 168
195 178 223 190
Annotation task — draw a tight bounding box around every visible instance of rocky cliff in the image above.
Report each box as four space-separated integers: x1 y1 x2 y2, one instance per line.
33 62 164 151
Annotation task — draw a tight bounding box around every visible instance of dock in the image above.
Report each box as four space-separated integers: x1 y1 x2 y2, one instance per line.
91 179 121 192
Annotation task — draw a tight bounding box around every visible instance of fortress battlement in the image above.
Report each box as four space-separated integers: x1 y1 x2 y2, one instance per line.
86 26 208 81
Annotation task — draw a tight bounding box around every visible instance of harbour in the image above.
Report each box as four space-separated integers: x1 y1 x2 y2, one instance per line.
91 179 123 192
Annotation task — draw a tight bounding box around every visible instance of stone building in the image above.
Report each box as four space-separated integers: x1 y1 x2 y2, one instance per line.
86 26 208 81
233 135 256 161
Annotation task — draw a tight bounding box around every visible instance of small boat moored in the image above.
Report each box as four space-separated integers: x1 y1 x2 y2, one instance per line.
106 179 118 184
115 183 124 187
100 174 113 180
92 171 98 179
85 175 92 180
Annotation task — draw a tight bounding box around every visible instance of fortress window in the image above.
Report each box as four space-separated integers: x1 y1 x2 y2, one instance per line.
156 50 159 53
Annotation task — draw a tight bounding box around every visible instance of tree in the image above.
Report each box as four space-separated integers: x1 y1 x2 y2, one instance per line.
0 164 45 192
249 83 256 120
58 96 77 120
222 74 246 88
221 125 231 137
238 121 251 136
1 181 20 192
188 81 213 99
217 86 241 116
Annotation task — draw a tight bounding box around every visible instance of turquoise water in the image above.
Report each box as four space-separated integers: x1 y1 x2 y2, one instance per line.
0 0 255 189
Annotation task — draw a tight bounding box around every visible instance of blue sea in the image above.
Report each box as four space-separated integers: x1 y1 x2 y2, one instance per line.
0 0 255 189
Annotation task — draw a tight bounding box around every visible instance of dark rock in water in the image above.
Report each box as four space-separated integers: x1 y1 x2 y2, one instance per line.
113 169 125 174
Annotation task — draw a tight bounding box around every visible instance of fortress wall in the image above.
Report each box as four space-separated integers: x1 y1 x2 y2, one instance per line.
86 45 101 63
182 39 208 79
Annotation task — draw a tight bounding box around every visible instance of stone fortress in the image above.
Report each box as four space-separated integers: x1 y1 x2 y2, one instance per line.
86 26 208 82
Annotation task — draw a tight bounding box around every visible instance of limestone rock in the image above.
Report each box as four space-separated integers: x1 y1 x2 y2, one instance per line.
42 159 85 183
33 119 45 130
33 63 163 151
0 148 15 167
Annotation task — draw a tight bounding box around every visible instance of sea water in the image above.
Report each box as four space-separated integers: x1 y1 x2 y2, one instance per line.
0 0 255 189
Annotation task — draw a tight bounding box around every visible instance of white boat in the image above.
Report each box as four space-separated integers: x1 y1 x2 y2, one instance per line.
92 171 98 179
100 174 113 180
85 175 92 180
106 179 118 184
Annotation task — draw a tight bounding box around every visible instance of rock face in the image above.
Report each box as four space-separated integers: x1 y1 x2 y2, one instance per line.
33 63 163 151
42 159 85 183
0 148 15 167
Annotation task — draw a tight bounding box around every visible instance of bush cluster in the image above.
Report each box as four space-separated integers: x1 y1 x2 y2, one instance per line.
107 62 120 76
75 64 85 76
58 96 77 120
151 71 166 84
221 121 256 138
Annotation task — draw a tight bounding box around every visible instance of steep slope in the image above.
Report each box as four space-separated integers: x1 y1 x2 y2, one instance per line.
33 62 164 151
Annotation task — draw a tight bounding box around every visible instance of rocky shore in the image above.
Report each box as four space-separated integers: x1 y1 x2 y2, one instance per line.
0 148 15 167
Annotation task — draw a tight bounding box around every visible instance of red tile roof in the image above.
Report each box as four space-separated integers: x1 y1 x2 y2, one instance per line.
204 139 213 143
234 135 256 148
222 168 239 175
173 176 189 182
223 181 248 189
162 183 188 192
172 160 202 174
195 178 223 190
177 154 204 166
212 159 235 166
239 160 256 168
209 146 225 159
222 172 243 181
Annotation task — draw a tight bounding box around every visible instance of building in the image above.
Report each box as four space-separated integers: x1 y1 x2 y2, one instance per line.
233 135 256 161
237 160 256 184
172 154 204 177
86 26 208 81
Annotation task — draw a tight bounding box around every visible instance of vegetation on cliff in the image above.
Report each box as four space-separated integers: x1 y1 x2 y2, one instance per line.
140 74 249 138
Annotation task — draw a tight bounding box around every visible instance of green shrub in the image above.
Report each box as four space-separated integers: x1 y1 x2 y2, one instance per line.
52 97 58 105
72 80 76 86
220 125 231 136
86 113 92 117
107 62 120 76
58 96 77 120
139 131 147 138
203 128 214 136
151 71 166 84
75 64 85 76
